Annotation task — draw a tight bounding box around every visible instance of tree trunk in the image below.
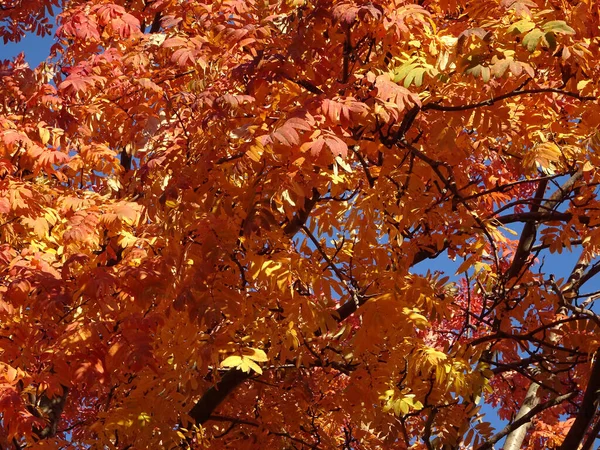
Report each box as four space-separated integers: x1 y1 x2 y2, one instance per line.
502 382 540 450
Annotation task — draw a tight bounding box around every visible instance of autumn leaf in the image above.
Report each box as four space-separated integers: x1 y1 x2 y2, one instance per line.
524 141 562 174
3 0 600 449
220 348 269 375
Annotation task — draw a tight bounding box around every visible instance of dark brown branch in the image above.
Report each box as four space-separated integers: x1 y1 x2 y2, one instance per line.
120 147 132 172
351 145 376 188
486 356 542 375
496 211 591 225
395 105 420 142
422 407 437 450
282 188 321 236
341 25 352 83
293 78 325 95
188 369 253 425
207 415 319 448
580 413 600 450
531 239 583 253
30 387 69 439
558 351 600 450
576 261 600 292
423 88 596 112
149 12 162 34
334 242 448 322
560 301 600 329
215 152 245 165
280 72 324 95
463 175 560 202
302 224 348 283
470 316 587 347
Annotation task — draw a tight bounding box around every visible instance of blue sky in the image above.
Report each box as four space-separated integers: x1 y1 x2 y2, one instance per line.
0 30 56 65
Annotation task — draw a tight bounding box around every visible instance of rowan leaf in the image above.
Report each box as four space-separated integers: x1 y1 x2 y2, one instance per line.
542 20 576 35
523 28 545 52
2 1 599 448
244 347 268 362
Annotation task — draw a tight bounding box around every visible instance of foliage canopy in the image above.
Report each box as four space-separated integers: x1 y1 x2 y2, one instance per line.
2 0 600 449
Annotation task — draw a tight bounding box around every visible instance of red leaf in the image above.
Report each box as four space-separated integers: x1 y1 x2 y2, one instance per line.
0 197 9 214
324 135 348 158
271 117 312 147
374 74 421 112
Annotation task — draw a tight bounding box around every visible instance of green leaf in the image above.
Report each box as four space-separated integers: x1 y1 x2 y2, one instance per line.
404 67 425 87
464 63 482 78
491 58 511 78
507 19 535 34
542 20 575 35
394 62 418 83
481 66 491 83
523 28 544 52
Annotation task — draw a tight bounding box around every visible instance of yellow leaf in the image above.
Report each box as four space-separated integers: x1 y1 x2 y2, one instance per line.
247 142 264 162
220 355 243 369
424 347 447 365
138 412 151 426
403 308 429 329
220 352 265 375
5 365 18 383
21 216 49 239
500 225 517 236
455 255 477 275
281 190 296 206
67 328 92 345
264 261 283 276
524 142 561 174
38 126 50 145
118 231 137 248
242 358 263 375
577 79 592 91
107 176 122 192
108 342 123 357
244 347 268 362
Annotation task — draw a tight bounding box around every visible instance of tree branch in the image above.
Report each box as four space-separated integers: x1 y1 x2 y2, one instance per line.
495 211 590 225
187 239 448 426
504 178 548 281
558 351 600 450
302 224 348 283
207 414 320 448
478 392 575 450
423 88 596 112
580 413 600 450
282 188 321 236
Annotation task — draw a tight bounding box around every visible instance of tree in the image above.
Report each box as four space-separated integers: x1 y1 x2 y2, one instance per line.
2 0 600 448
